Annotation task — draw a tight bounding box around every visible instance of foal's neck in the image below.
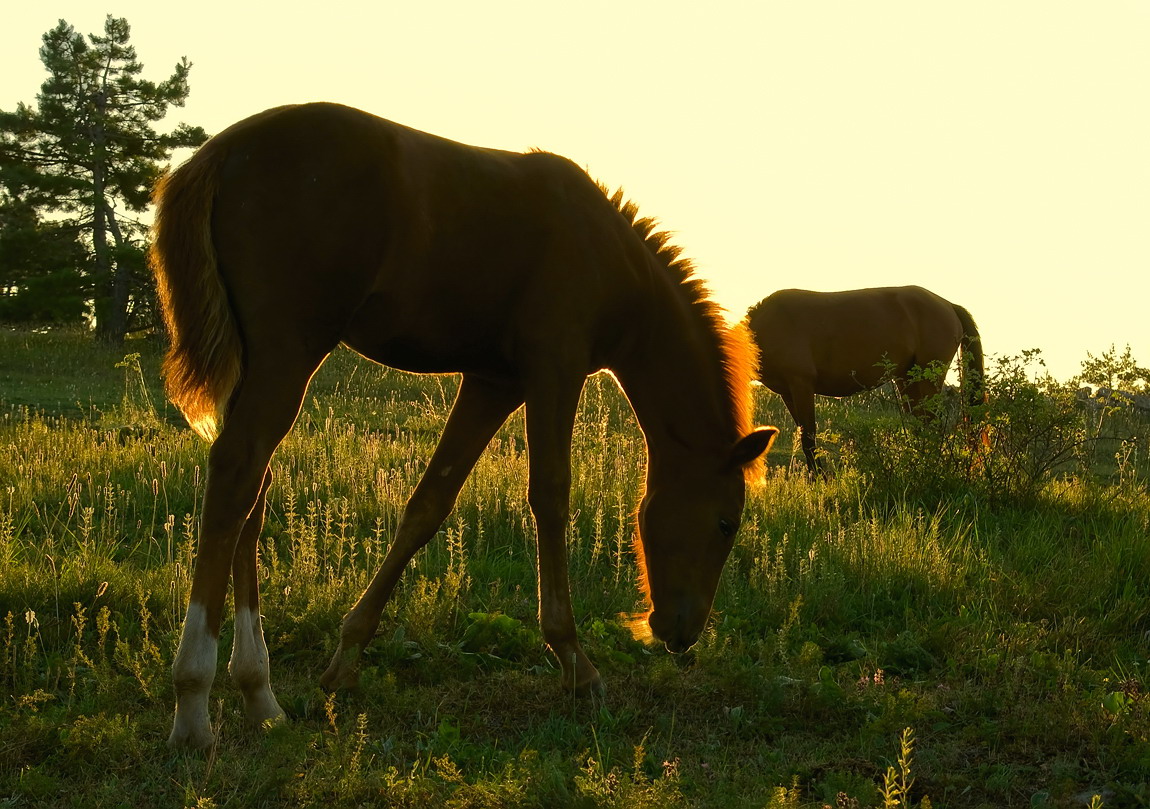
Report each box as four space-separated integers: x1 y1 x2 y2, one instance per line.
609 297 735 463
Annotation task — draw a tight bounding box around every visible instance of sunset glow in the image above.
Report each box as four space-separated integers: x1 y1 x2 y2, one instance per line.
4 1 1146 380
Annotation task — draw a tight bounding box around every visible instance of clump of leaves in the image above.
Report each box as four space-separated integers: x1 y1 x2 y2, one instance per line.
460 611 540 663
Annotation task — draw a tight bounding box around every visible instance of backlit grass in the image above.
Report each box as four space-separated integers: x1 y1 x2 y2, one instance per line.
1 328 1148 807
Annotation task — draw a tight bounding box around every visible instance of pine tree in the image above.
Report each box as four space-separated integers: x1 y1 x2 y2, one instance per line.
0 15 207 342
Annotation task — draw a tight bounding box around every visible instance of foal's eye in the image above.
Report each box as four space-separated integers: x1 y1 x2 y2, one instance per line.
718 518 736 539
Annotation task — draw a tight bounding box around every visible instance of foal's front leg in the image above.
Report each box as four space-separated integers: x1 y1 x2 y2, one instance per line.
320 376 522 690
525 379 603 694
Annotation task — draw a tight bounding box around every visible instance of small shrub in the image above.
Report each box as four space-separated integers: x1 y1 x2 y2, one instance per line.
60 713 142 766
840 349 1146 504
460 611 539 662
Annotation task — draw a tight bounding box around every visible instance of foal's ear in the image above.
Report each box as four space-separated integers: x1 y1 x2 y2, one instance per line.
729 426 778 468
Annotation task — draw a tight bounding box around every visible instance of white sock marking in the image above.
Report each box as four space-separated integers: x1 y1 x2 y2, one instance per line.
229 606 284 725
170 602 217 746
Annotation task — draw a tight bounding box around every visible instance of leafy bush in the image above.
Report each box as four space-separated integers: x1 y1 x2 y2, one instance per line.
838 349 1149 504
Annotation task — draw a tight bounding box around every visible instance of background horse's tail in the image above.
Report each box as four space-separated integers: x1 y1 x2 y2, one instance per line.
149 146 240 441
953 304 986 407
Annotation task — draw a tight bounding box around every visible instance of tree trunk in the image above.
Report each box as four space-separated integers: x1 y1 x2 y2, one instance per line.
91 199 121 344
106 210 130 340
89 89 125 345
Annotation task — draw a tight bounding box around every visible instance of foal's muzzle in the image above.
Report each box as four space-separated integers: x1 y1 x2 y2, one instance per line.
647 609 701 655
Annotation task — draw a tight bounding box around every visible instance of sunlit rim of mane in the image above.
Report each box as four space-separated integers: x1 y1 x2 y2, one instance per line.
601 184 761 479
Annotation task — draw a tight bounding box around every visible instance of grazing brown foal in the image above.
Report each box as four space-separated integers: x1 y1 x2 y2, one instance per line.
151 102 777 750
746 285 984 473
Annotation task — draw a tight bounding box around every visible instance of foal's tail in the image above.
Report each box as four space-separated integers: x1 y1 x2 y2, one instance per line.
952 304 986 408
149 146 241 441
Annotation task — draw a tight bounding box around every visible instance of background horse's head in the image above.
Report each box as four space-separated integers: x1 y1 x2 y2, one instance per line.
631 428 776 653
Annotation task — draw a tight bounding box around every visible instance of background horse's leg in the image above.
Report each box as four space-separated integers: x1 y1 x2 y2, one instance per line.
228 468 284 730
781 383 821 475
524 374 602 694
896 374 941 418
320 375 523 691
170 356 322 750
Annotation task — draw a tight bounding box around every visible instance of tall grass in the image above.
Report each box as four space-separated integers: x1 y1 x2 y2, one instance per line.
1 329 1147 808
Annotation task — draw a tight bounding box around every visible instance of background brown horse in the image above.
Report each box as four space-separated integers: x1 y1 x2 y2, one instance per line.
746 285 984 473
151 102 776 750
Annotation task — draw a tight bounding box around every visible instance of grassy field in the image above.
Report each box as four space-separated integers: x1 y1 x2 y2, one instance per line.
1 328 1148 808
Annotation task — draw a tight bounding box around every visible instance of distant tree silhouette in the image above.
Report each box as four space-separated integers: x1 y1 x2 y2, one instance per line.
1079 344 1149 393
0 15 207 341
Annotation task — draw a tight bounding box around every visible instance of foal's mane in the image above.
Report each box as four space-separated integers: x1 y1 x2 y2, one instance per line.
602 186 760 478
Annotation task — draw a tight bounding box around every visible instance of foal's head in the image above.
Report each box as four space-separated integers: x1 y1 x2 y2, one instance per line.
631 428 776 653
603 185 777 653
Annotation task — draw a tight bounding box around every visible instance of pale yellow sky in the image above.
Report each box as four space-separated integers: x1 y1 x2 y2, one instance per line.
4 1 1147 381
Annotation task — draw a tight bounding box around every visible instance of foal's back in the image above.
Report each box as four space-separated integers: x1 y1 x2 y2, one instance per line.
198 102 644 377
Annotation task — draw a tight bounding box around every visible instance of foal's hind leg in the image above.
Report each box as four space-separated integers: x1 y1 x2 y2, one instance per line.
228 468 285 730
170 357 322 750
320 375 523 690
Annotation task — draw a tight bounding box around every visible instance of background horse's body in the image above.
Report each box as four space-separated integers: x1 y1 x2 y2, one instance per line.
747 285 983 472
151 102 774 749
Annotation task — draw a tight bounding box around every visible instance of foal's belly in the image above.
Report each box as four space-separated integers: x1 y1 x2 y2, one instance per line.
340 300 516 378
